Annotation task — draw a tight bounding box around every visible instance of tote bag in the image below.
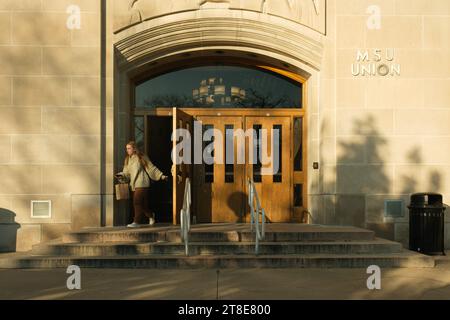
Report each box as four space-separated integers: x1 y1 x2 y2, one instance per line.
115 183 130 200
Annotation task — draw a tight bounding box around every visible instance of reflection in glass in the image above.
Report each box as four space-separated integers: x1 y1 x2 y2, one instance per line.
135 66 302 109
273 125 282 183
203 124 214 183
294 117 303 171
294 184 303 207
225 125 234 183
134 116 145 152
253 125 262 183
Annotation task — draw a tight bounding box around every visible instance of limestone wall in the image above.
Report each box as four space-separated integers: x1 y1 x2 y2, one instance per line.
0 0 103 251
315 0 450 248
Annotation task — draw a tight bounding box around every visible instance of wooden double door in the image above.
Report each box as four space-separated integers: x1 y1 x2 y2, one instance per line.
141 108 307 225
193 115 292 223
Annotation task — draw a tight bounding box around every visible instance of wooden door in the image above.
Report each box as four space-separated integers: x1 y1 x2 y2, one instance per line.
245 116 292 222
194 116 245 223
172 108 193 225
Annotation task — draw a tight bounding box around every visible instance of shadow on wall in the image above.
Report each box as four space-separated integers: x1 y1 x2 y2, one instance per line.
312 115 391 227
335 115 390 228
313 114 445 246
0 208 20 253
1 17 105 248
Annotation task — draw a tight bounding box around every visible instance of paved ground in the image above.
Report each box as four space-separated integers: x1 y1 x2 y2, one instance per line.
1 262 450 300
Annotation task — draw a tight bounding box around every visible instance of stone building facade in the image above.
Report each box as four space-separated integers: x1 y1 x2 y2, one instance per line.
0 0 448 251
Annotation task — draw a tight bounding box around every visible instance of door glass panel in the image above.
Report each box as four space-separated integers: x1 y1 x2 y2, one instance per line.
294 184 303 207
225 125 234 183
135 66 302 109
178 119 184 175
203 124 214 183
253 125 262 183
273 124 282 183
133 116 145 151
186 122 191 176
294 117 303 171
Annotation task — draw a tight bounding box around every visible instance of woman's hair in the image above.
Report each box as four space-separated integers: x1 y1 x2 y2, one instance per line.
124 141 149 168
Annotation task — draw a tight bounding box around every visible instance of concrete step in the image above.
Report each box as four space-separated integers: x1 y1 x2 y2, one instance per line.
432 251 450 266
0 251 435 269
2 224 425 269
63 228 375 244
32 239 403 257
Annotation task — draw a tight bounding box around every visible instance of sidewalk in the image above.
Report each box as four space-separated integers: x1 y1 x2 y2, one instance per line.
1 263 450 300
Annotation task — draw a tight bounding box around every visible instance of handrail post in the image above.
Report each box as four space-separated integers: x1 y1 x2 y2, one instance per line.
261 208 265 238
248 179 254 232
247 177 265 256
180 178 191 257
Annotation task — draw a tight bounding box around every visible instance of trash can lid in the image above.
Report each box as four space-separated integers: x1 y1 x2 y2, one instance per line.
410 193 443 207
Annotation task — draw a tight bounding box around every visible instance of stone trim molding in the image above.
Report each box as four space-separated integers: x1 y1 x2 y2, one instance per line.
114 11 324 73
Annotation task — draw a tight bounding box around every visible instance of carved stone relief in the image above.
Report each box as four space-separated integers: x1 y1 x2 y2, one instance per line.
114 0 326 34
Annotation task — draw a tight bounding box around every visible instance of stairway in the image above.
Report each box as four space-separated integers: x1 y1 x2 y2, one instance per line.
0 223 435 268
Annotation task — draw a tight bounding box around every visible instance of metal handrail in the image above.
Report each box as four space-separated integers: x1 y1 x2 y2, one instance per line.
180 178 191 256
247 177 266 255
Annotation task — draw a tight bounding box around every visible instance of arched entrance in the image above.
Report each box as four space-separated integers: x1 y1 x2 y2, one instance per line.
130 58 307 224
112 10 323 226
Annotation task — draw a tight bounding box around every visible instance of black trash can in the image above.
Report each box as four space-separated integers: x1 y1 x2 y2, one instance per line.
408 193 446 256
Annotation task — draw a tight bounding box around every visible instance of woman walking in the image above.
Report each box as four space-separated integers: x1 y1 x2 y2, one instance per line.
117 141 169 228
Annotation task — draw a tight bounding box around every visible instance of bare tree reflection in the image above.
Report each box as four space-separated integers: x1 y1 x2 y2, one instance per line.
143 94 197 108
141 90 298 108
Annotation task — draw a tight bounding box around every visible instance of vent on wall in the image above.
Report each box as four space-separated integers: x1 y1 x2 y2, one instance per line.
384 200 404 218
31 200 52 219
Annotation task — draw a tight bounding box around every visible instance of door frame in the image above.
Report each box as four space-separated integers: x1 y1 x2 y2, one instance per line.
130 63 308 223
132 108 308 223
